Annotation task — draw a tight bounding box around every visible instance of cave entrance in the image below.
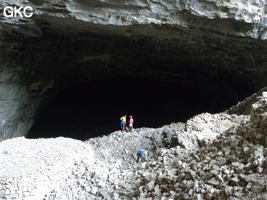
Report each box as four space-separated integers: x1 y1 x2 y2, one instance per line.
27 76 243 140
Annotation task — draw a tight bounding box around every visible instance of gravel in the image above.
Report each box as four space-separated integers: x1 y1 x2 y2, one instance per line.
0 92 267 199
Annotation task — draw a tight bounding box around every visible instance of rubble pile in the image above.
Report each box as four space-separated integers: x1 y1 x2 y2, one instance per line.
136 131 267 199
0 138 96 200
186 113 245 145
0 92 267 199
241 92 267 146
135 93 267 200
0 126 189 200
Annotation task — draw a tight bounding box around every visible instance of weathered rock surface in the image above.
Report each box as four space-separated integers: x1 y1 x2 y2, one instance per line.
238 91 267 147
1 0 267 37
227 86 267 115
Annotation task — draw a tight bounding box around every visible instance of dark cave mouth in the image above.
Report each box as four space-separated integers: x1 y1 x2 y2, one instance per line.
12 22 259 141
27 75 250 140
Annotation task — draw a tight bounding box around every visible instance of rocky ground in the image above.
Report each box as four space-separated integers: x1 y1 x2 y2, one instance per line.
0 91 267 199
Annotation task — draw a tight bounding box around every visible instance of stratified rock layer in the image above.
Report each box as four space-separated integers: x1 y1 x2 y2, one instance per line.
1 0 267 36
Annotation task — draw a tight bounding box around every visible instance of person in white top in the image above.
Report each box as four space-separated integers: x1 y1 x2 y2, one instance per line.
129 115 134 132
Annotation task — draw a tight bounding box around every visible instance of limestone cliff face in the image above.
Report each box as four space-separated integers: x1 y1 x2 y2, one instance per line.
1 0 267 140
1 0 267 38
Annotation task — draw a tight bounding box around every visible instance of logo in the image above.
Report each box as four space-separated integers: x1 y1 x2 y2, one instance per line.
3 6 34 18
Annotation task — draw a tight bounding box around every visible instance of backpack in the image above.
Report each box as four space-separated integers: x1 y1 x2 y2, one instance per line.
137 149 144 156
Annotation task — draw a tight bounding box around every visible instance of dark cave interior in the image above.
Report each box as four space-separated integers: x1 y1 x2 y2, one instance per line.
27 75 249 140
19 23 259 141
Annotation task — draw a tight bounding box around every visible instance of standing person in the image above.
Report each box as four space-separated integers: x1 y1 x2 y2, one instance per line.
129 115 134 132
120 115 127 131
136 148 148 163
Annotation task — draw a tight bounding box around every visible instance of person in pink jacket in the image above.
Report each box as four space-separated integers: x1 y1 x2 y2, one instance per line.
129 115 134 132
